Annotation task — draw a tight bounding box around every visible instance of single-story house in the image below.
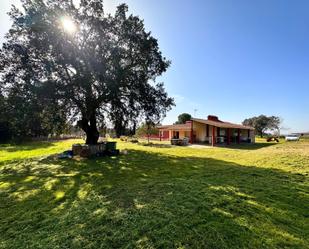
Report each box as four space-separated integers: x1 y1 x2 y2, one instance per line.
158 115 255 146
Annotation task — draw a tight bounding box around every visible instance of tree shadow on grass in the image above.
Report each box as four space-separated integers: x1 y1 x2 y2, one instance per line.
0 150 308 248
223 142 278 150
187 142 277 150
139 143 173 148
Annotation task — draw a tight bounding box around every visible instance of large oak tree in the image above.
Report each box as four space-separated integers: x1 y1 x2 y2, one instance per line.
243 115 281 137
0 0 174 144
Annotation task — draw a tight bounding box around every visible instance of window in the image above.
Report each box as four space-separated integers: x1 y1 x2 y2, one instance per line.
220 129 226 136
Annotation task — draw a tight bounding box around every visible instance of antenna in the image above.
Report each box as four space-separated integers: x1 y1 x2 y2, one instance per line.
194 109 198 117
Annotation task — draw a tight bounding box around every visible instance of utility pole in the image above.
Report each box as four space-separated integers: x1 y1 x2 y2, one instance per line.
194 109 198 117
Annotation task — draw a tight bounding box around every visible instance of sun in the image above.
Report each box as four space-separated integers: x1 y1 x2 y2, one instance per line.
61 17 77 34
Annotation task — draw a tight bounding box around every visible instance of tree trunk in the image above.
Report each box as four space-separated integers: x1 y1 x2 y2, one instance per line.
260 131 263 138
77 114 99 145
114 119 125 137
147 124 150 144
132 122 137 135
115 122 122 138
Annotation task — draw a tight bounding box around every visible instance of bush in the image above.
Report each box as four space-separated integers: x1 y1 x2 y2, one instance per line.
129 138 139 143
138 141 153 146
119 136 138 143
120 136 128 141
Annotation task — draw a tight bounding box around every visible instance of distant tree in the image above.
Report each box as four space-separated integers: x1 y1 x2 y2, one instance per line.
109 97 140 137
175 113 192 124
0 74 68 140
0 1 174 144
136 121 159 143
243 115 281 137
0 94 11 142
268 116 281 133
136 122 159 137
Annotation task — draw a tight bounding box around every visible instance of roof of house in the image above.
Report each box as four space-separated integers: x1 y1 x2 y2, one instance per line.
191 118 254 130
292 132 309 135
157 123 191 131
158 116 254 131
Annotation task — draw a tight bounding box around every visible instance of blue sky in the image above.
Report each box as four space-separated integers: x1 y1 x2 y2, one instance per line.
1 0 308 132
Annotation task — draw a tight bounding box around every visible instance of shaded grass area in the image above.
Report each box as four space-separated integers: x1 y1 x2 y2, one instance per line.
0 140 308 248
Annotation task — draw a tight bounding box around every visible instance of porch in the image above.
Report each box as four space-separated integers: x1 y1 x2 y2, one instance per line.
193 127 253 146
191 118 255 146
158 123 192 142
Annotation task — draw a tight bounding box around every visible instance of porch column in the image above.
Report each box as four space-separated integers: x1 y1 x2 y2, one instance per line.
190 121 193 143
237 128 240 144
212 126 216 146
227 128 230 145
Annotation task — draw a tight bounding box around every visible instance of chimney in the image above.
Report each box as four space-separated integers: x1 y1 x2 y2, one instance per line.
207 115 219 121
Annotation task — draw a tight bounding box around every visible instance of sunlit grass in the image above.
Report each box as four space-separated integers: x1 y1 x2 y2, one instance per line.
0 138 308 248
0 139 83 162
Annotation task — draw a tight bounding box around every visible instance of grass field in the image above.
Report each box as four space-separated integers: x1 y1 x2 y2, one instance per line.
0 138 308 248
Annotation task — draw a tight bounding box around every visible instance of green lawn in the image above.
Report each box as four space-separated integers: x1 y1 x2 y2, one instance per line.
0 139 308 249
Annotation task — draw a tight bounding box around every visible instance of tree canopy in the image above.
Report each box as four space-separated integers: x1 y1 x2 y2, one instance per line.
0 0 174 144
243 115 281 137
174 113 192 124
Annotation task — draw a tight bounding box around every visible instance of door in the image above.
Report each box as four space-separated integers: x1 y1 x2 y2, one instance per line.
173 131 179 139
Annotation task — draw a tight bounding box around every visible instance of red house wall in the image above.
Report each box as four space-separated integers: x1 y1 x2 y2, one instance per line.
143 130 169 140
